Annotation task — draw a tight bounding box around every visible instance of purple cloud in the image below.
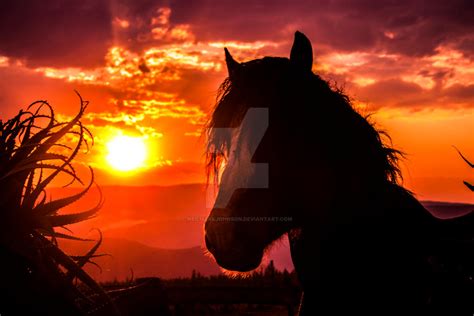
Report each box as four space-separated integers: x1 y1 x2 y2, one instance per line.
0 0 113 67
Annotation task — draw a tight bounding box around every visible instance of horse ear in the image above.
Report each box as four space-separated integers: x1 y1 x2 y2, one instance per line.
224 47 241 79
290 31 313 71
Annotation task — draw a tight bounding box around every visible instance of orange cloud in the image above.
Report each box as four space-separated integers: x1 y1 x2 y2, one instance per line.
113 17 130 29
0 56 9 67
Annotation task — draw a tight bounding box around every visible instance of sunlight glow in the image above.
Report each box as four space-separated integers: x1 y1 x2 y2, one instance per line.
106 135 147 171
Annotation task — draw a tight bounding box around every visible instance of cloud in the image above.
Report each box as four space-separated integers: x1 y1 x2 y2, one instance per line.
443 84 474 102
28 38 289 127
168 0 474 58
313 41 474 110
355 79 474 109
1 1 473 123
1 0 473 68
0 0 113 67
355 79 426 108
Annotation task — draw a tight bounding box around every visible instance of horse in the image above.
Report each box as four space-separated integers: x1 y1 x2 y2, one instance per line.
204 31 473 315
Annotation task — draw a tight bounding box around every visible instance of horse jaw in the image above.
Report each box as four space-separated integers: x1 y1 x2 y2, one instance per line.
205 223 264 272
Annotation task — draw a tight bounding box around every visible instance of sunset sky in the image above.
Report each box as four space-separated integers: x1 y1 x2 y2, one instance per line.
0 0 473 202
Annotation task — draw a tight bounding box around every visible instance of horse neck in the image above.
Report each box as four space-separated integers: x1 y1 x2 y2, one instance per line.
289 180 429 290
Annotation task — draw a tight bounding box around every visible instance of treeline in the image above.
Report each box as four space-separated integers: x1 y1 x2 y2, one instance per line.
102 260 301 290
169 261 299 288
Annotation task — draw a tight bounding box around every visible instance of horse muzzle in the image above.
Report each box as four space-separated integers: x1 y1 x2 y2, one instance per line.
205 219 264 272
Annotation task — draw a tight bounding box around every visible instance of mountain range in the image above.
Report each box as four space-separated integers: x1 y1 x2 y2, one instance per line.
52 184 473 281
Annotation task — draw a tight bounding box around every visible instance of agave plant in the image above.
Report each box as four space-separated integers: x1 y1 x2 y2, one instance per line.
454 146 474 192
0 94 117 315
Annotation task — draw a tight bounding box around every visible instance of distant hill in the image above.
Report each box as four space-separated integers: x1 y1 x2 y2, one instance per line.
50 184 473 281
421 200 473 218
60 238 221 282
48 184 209 249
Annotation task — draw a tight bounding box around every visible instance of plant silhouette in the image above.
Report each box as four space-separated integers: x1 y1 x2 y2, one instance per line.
454 146 474 191
0 93 117 315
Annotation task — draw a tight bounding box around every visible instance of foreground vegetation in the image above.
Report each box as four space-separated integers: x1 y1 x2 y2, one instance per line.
100 261 302 316
0 95 117 315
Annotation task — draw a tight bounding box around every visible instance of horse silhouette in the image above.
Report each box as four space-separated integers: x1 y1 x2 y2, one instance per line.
204 31 473 315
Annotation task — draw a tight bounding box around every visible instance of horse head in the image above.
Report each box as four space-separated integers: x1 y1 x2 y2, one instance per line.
204 31 400 272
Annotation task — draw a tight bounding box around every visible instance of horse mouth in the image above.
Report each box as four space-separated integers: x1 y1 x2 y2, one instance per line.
214 255 262 272
205 235 263 272
213 253 262 272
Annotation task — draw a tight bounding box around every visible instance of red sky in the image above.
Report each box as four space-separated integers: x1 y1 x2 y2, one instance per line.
0 0 473 202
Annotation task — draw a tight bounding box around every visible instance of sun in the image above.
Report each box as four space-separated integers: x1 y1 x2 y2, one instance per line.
106 135 147 171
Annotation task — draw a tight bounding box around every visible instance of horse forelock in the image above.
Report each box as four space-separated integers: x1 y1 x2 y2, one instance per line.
205 58 291 180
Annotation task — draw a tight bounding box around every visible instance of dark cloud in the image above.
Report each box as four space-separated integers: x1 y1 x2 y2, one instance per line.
0 0 113 67
0 0 472 114
443 84 474 102
169 0 474 57
356 79 424 108
170 0 314 42
1 0 472 67
108 0 174 49
355 79 474 109
377 1 474 57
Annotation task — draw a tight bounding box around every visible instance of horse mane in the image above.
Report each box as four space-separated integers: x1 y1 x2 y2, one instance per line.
205 57 403 186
